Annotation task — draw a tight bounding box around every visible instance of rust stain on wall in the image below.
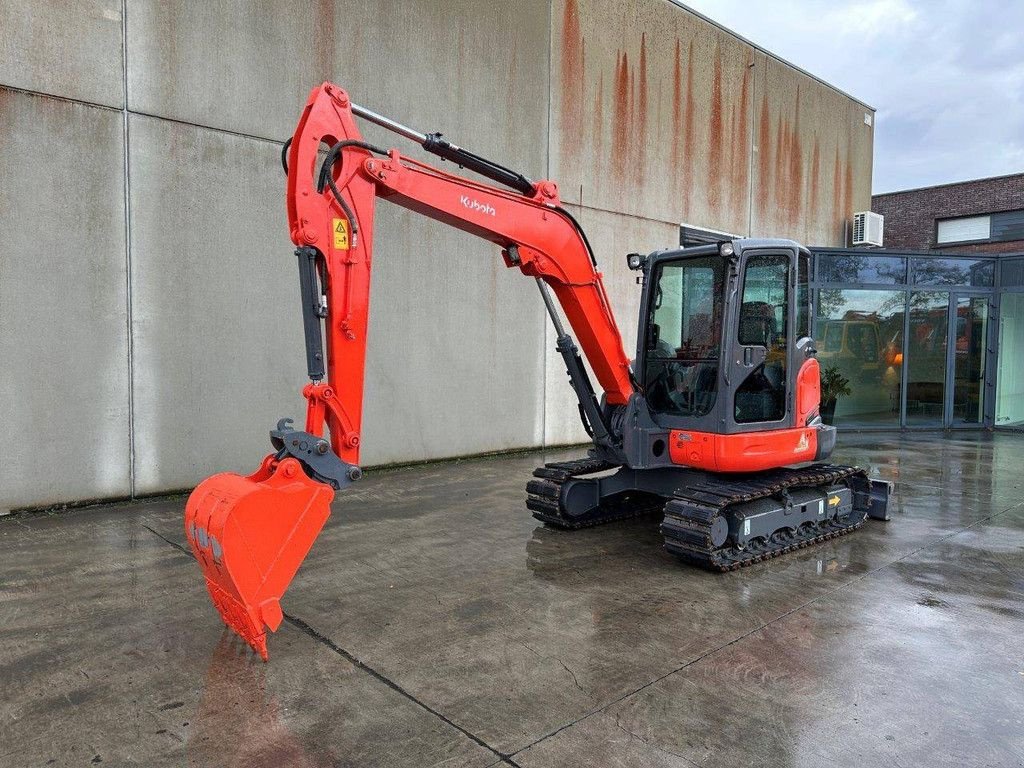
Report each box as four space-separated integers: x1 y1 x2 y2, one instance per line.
773 115 786 220
634 32 649 188
732 62 751 219
671 39 683 179
787 88 804 229
313 0 335 78
628 67 635 125
560 0 584 162
832 145 844 229
809 136 821 216
707 45 724 212
729 105 738 192
682 40 696 216
756 93 772 217
592 71 604 158
612 49 630 181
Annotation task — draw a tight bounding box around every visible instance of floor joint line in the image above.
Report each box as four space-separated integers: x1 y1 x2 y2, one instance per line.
138 523 520 767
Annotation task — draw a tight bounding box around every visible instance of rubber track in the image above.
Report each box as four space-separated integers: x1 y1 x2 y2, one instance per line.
661 464 870 571
527 457 662 529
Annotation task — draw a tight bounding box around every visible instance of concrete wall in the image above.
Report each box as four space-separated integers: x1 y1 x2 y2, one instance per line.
0 0 874 509
544 0 875 444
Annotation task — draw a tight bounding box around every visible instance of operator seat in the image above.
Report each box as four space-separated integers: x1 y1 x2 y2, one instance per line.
735 301 786 423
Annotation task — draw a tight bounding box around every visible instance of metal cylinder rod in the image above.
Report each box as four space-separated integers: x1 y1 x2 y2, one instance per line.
351 103 427 144
536 278 568 337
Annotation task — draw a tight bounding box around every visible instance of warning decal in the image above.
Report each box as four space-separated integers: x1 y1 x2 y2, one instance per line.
332 218 350 250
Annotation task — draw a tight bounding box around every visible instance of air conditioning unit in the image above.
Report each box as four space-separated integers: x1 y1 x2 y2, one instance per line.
851 211 884 247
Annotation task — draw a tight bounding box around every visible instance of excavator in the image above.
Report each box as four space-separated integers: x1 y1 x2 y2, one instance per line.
185 82 891 660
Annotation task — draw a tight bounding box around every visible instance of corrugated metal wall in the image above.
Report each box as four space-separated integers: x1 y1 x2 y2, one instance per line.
0 0 874 510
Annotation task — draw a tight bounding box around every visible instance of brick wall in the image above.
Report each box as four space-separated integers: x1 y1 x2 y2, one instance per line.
872 173 1024 252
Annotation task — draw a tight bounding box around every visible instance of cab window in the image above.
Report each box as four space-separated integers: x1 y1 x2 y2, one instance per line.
644 256 725 418
735 253 789 423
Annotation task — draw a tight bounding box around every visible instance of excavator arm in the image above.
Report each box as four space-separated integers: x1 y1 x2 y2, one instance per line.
185 83 636 659
286 83 636 461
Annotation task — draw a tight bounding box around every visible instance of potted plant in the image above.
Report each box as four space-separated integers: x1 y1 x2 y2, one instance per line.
819 365 851 425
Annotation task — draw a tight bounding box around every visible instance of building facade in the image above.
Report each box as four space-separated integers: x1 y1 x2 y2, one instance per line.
810 249 1023 431
827 174 1024 431
872 173 1024 253
1 1 875 510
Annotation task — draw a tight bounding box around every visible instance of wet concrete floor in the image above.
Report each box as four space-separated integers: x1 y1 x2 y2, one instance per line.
1 432 1023 767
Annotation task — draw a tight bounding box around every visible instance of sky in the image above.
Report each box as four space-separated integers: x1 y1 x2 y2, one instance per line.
682 0 1024 193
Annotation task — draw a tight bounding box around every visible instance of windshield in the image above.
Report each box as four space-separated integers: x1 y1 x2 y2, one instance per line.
643 255 725 418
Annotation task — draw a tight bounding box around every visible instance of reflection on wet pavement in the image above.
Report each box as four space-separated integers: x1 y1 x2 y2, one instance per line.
1 432 1021 767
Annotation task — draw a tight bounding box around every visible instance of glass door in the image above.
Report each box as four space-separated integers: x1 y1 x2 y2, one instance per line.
950 293 991 426
995 292 1024 427
905 291 992 427
905 291 949 426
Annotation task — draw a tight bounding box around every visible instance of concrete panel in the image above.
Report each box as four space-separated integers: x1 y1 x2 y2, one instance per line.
126 0 324 139
0 0 124 107
749 52 875 246
126 0 550 179
128 115 308 493
543 205 679 446
360 207 546 466
0 89 129 508
551 0 757 234
128 115 546 492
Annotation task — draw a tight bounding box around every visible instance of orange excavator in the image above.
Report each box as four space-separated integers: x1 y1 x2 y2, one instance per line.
185 83 890 660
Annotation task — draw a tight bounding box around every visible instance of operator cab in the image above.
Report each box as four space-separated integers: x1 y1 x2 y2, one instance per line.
632 239 815 436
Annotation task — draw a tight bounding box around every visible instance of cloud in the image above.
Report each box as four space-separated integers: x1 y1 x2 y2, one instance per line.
820 0 918 38
681 0 1024 192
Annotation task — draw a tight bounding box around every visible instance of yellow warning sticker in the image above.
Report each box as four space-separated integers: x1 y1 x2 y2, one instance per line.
332 218 350 250
828 495 841 506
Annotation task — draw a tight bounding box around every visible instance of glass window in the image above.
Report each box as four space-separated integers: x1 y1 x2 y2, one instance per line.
936 215 991 244
990 210 1024 243
644 256 725 418
996 293 1024 427
735 254 788 424
818 254 906 284
815 289 905 427
906 291 949 425
1001 258 1024 288
912 258 994 287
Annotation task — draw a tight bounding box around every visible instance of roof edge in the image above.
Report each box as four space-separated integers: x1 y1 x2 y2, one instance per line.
872 171 1024 198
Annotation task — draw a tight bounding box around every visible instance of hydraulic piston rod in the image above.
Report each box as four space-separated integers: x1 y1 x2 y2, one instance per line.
350 102 427 143
536 277 613 444
351 101 536 195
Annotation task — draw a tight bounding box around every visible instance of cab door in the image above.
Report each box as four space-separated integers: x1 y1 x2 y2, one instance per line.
727 246 814 433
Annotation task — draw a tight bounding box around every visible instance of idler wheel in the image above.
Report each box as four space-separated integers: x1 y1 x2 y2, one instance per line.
710 515 730 548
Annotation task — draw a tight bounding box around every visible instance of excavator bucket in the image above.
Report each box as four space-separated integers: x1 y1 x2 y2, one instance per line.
184 455 335 660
